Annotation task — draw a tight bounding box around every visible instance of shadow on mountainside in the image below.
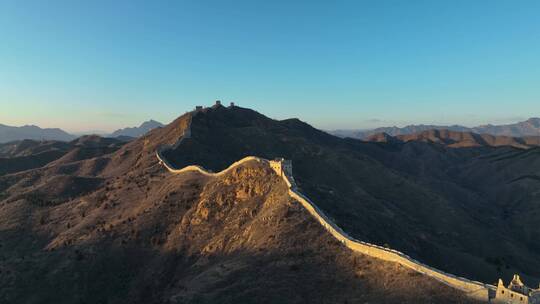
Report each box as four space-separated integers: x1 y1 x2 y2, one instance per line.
1 105 539 303
0 159 480 304
162 106 540 285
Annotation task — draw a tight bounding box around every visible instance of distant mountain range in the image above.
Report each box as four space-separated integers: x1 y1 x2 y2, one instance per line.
331 117 540 139
0 124 76 143
366 129 540 149
109 120 164 138
0 120 164 143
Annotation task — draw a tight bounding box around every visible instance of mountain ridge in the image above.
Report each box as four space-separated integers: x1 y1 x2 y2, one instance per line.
0 106 480 303
2 103 540 303
158 104 540 285
158 150 494 301
0 119 165 143
366 129 540 149
0 123 76 143
109 119 164 138
331 117 540 139
0 135 126 175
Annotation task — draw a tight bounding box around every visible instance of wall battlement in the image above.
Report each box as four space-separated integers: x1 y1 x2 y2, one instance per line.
269 158 292 177
493 275 540 304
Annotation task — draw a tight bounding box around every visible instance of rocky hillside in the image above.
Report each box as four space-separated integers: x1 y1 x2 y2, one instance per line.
0 139 71 158
162 105 540 286
0 110 480 303
0 136 126 176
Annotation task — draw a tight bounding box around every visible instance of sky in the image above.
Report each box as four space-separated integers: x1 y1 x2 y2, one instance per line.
0 0 539 133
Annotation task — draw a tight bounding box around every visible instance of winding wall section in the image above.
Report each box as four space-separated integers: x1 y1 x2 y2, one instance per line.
155 111 495 302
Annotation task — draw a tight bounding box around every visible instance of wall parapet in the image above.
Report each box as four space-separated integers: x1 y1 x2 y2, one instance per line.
282 172 494 301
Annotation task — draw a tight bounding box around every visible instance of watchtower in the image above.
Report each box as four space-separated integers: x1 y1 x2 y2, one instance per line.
269 158 293 177
494 274 540 304
230 102 235 107
215 100 221 106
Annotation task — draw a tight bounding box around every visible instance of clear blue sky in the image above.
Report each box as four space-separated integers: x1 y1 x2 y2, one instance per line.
1 0 539 132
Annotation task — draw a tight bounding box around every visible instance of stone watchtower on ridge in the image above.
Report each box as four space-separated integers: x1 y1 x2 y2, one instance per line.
269 158 292 177
194 101 236 112
269 158 296 189
493 274 540 304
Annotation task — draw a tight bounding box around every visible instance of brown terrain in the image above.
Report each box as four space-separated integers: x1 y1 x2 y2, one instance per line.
0 136 125 176
162 105 540 285
0 104 539 303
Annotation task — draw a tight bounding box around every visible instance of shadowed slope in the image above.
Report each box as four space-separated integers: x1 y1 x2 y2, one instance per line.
161 105 540 284
0 157 480 303
1 104 539 303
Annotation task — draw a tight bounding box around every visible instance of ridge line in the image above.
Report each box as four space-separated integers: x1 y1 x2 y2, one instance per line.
155 110 494 303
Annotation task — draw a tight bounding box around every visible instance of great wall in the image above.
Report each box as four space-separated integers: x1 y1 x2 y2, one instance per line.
155 103 540 303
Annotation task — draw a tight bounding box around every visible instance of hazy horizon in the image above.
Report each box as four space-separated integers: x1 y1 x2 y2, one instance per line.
2 1 539 132
1 106 538 134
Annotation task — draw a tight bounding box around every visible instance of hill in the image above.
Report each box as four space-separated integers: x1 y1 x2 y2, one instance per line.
0 139 71 158
0 136 126 175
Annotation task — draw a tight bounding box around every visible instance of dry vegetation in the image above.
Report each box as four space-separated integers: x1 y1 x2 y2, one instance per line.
0 158 479 303
3 105 538 303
